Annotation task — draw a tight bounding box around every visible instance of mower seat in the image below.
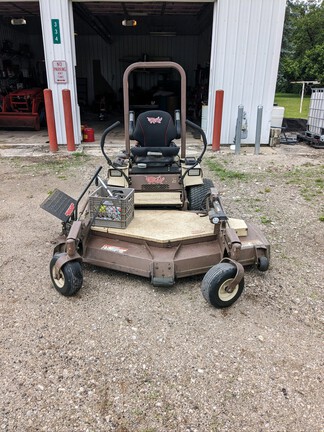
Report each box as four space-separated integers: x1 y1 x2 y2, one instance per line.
131 110 179 166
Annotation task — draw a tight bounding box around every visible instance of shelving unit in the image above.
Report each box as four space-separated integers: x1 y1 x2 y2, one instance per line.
0 40 34 94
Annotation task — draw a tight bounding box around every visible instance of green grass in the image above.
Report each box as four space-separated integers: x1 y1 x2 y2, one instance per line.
284 163 324 221
206 159 249 181
284 163 323 201
274 93 310 119
12 153 90 174
260 215 272 224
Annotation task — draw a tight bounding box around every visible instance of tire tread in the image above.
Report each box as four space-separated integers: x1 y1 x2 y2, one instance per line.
201 262 244 308
188 178 214 210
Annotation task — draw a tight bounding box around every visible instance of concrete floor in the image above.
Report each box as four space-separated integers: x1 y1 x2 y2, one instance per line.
0 111 292 158
0 112 208 158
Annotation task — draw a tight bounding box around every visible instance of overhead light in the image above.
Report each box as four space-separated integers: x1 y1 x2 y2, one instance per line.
122 19 137 27
11 18 26 25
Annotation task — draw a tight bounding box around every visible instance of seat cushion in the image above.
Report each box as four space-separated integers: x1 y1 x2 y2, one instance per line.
131 146 179 158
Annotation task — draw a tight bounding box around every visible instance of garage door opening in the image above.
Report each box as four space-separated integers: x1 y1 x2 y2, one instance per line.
73 1 214 138
0 2 46 137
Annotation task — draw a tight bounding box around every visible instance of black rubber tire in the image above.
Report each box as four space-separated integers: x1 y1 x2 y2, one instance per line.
257 256 269 272
187 178 214 210
201 262 244 308
50 253 83 296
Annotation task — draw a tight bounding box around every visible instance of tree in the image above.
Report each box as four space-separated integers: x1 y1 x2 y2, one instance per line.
277 0 324 91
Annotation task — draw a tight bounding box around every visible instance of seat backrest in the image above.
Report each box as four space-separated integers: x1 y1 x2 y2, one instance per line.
132 110 177 147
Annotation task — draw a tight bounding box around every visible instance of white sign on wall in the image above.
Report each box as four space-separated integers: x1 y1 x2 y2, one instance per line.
53 60 68 84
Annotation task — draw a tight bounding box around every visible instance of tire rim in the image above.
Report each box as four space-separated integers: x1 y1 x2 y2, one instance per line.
52 265 65 289
218 278 239 302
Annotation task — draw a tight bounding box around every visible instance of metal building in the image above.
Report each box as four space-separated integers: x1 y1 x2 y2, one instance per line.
0 0 286 146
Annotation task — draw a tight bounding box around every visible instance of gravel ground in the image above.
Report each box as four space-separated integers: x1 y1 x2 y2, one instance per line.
0 142 323 432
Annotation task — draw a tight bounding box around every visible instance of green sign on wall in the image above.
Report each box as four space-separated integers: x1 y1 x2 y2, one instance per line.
51 19 61 44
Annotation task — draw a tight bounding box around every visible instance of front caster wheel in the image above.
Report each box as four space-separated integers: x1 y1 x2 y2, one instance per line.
257 256 269 272
50 253 83 296
201 263 244 308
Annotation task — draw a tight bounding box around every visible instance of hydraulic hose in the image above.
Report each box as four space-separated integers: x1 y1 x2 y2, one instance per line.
180 119 208 183
100 121 130 185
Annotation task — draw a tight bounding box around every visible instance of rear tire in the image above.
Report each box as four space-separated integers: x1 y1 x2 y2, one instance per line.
50 253 83 296
188 178 214 210
201 262 244 308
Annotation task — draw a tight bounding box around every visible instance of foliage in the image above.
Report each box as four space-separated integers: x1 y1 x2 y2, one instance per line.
277 0 324 92
300 45 324 83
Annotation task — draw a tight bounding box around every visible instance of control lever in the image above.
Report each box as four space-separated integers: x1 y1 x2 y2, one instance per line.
209 188 228 224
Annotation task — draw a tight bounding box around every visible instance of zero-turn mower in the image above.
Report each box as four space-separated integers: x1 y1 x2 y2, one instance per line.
41 62 270 308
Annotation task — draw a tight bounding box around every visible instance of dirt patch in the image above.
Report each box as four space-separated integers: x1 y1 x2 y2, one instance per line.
0 143 323 432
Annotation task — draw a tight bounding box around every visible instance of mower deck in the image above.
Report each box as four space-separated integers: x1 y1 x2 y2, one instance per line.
85 210 218 284
91 209 215 243
81 210 269 286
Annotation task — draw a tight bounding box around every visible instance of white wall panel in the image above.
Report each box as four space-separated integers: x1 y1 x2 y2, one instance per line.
207 0 286 144
39 0 81 145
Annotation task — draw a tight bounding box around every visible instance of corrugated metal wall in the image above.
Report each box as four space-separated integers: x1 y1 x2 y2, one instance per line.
0 23 38 74
39 0 81 144
206 0 286 144
75 34 206 105
0 22 46 104
0 20 17 42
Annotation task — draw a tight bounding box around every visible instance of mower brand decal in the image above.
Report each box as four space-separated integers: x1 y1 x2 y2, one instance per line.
145 175 165 184
101 244 128 254
64 202 75 216
241 240 264 249
147 116 162 124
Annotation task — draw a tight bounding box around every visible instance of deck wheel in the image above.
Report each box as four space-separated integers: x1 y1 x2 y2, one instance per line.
50 253 83 296
257 256 269 272
201 262 244 308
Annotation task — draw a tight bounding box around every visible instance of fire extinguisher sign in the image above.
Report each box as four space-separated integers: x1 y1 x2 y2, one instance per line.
53 61 68 84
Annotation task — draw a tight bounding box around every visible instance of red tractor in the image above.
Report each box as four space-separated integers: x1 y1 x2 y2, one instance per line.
0 88 44 130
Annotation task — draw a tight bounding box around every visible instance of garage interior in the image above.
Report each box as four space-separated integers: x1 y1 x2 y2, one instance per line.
0 1 213 137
